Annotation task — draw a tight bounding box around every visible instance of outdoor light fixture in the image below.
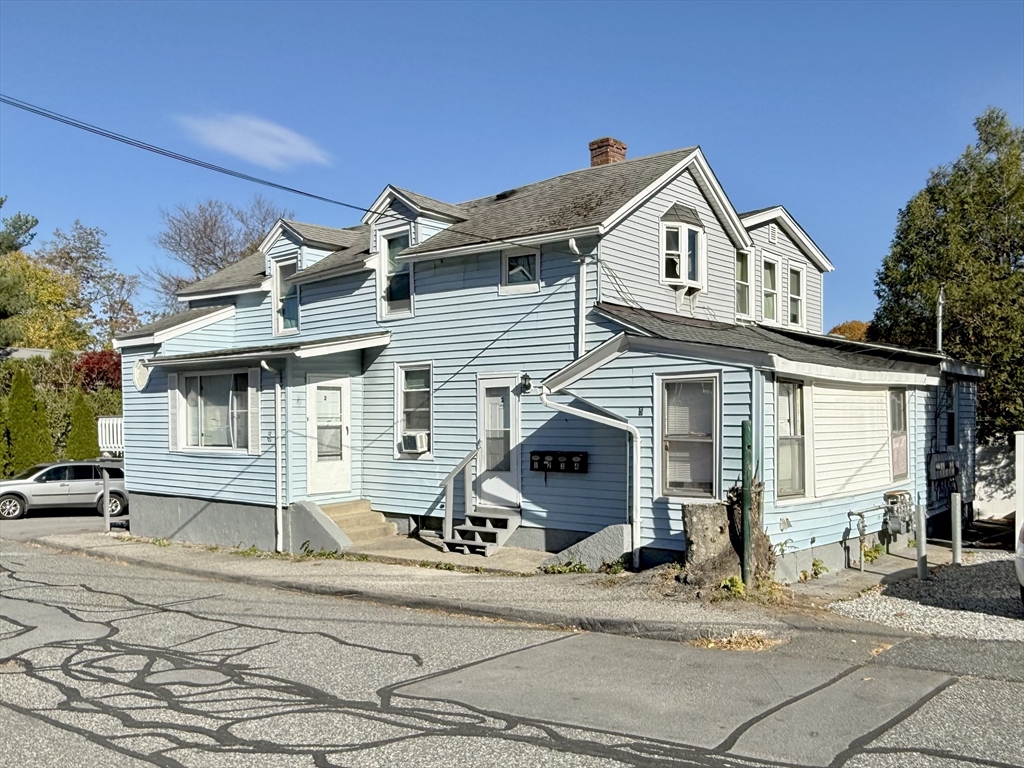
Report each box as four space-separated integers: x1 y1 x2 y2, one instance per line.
521 372 532 392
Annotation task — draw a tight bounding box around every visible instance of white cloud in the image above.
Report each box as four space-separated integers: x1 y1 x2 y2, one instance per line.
177 114 331 170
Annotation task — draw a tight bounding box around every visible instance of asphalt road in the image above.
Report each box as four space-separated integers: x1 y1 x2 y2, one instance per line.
1 538 1022 768
0 506 129 541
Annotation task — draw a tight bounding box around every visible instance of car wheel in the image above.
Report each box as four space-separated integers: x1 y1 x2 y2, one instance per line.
98 493 128 517
0 494 26 520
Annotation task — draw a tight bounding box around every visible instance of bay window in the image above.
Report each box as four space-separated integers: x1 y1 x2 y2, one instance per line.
662 223 702 287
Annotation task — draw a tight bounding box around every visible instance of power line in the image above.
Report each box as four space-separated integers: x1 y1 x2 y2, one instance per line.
0 93 552 256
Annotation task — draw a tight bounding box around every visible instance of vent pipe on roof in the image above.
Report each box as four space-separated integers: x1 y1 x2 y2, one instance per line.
589 137 627 166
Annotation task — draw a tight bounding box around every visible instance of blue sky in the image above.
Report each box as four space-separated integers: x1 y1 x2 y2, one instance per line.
1 0 1021 327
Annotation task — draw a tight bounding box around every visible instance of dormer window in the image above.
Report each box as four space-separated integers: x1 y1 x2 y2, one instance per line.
762 255 779 323
788 266 804 327
273 259 299 335
384 232 413 316
660 203 705 291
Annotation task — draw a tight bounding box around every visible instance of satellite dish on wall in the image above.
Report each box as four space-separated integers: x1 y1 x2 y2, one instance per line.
133 359 151 392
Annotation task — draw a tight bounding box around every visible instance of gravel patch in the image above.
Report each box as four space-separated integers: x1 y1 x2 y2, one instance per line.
830 551 1024 641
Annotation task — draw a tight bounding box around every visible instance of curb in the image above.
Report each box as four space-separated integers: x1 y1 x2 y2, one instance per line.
24 537 789 644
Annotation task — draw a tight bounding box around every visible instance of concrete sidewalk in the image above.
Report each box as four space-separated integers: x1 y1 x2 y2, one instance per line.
15 531 825 643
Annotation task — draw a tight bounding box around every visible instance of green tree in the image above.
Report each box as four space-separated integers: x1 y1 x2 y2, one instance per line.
0 196 39 255
0 251 92 350
7 368 54 473
0 396 11 478
66 391 100 460
35 221 140 347
871 108 1024 441
0 270 29 347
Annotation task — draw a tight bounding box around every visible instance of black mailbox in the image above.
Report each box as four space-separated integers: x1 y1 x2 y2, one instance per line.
530 450 588 473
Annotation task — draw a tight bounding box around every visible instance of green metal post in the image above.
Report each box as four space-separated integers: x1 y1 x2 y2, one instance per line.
741 419 753 587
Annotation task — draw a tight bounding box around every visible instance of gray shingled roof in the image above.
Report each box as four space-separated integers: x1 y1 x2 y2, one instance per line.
148 330 389 364
391 187 467 221
738 206 780 219
177 252 267 298
294 227 372 280
402 147 698 256
282 220 364 249
595 302 951 373
116 305 227 341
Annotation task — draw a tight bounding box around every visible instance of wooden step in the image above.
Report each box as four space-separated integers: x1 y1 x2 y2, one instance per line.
441 539 499 557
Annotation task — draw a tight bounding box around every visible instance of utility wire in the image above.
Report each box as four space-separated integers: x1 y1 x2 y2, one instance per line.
0 93 562 256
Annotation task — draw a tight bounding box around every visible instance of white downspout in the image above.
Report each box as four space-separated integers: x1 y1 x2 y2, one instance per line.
569 237 587 359
261 360 283 552
540 388 642 569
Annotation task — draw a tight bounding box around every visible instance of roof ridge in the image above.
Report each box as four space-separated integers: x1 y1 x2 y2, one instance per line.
453 145 699 207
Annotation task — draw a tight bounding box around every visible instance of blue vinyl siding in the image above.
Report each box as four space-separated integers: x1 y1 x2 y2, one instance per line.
120 347 278 507
599 168 738 323
360 244 587 528
569 351 754 550
161 315 235 354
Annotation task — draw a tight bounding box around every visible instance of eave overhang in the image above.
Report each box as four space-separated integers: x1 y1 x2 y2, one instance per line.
143 330 391 368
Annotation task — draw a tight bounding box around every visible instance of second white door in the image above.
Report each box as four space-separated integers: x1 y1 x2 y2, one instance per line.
476 374 521 508
307 375 351 495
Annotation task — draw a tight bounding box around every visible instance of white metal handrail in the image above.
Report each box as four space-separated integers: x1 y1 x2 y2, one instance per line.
98 416 124 456
439 442 480 540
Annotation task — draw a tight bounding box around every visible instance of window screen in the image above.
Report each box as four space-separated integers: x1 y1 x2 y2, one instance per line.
662 379 715 495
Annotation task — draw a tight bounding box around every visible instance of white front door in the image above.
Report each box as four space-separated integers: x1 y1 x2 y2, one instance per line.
476 373 521 508
307 375 351 495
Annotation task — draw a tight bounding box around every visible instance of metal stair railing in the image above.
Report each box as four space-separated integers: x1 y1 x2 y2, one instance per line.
438 441 480 541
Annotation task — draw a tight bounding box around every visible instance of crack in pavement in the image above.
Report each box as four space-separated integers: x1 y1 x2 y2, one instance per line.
0 548 1015 768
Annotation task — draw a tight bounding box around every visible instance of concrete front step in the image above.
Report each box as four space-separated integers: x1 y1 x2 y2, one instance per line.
317 500 396 545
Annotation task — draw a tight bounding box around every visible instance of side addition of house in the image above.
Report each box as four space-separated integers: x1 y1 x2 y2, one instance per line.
115 137 983 578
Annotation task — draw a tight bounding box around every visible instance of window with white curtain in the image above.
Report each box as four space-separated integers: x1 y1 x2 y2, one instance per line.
183 372 248 450
777 380 805 496
661 377 716 497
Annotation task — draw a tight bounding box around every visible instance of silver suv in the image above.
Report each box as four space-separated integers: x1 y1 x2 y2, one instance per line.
0 461 128 520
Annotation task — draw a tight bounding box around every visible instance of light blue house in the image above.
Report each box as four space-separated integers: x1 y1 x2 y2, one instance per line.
115 138 982 577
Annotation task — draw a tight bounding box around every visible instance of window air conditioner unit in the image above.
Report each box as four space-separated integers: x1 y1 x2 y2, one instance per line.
402 432 429 454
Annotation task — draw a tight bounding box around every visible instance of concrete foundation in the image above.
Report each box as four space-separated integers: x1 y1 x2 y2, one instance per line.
775 539 851 584
132 493 352 556
542 524 630 571
506 525 589 553
131 493 277 550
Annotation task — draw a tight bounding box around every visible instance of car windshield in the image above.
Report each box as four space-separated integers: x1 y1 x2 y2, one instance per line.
9 464 50 481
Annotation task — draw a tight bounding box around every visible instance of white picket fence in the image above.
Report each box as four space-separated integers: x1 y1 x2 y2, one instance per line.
98 416 124 456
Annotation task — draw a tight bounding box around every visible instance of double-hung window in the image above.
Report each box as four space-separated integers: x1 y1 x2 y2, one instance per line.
274 260 299 334
398 364 432 455
889 389 908 480
788 267 804 327
500 249 540 294
384 233 412 316
662 224 701 287
661 377 716 497
184 372 249 450
736 251 751 317
945 382 958 448
763 257 779 322
777 380 805 497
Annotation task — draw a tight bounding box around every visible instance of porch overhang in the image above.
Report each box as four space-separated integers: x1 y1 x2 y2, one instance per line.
143 330 391 368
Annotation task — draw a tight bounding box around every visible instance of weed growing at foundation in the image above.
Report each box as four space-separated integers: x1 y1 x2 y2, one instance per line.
542 560 590 574
151 539 170 548
862 542 885 563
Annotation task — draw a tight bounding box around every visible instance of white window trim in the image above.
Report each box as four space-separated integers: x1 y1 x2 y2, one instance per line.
787 264 806 329
761 252 781 325
888 387 909 482
499 248 541 295
735 250 753 320
177 367 254 455
772 378 816 505
659 221 706 291
272 258 300 337
946 381 959 449
394 360 434 461
653 371 721 501
377 227 416 321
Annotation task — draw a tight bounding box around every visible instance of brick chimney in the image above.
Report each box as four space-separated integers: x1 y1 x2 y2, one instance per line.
589 137 627 166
